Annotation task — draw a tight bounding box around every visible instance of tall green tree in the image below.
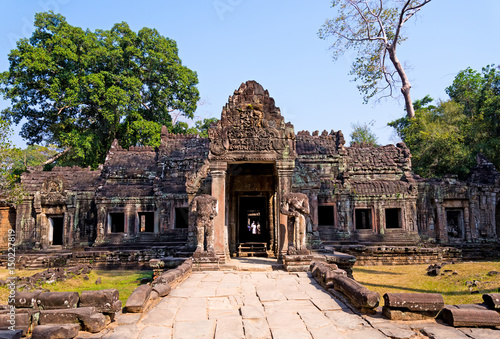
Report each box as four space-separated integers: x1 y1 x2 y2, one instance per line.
0 118 25 204
389 65 500 179
0 12 200 168
350 121 379 146
319 0 432 118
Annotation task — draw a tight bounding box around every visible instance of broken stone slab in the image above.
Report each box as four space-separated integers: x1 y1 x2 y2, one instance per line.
382 306 438 321
37 292 79 310
39 307 106 333
152 283 171 297
14 290 44 308
31 323 80 339
325 252 356 278
439 307 500 327
0 330 22 339
124 284 152 313
0 310 33 335
79 289 121 313
153 270 178 285
452 303 491 310
483 293 500 310
383 293 445 312
331 274 379 309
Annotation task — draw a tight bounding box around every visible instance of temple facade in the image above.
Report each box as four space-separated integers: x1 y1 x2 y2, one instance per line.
5 81 500 258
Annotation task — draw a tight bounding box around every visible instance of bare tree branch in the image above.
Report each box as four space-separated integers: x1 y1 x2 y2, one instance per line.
320 0 432 119
40 147 71 166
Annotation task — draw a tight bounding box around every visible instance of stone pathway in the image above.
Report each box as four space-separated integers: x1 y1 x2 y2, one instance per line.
90 270 500 339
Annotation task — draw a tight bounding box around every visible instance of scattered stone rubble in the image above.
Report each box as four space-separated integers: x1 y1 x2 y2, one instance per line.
0 288 120 338
309 259 500 330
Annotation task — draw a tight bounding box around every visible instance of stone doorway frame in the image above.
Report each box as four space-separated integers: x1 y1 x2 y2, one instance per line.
234 194 273 256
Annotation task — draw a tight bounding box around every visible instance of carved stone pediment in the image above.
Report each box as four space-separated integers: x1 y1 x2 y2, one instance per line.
208 81 295 161
42 179 64 193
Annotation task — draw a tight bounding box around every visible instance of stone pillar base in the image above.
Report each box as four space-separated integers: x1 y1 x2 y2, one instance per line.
192 251 221 271
283 254 313 272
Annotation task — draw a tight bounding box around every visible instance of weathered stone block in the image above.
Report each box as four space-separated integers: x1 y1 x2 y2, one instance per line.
440 307 500 327
382 306 438 320
0 329 22 339
31 323 80 339
383 293 445 312
124 284 152 313
0 312 31 335
483 293 500 310
37 292 79 310
39 307 106 333
152 283 171 297
79 289 120 313
14 290 43 308
331 275 379 309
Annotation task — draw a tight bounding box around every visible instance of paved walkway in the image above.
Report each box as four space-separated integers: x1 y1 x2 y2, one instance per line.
96 268 500 339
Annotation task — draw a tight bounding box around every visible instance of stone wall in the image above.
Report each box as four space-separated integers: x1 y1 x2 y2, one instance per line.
331 245 463 266
0 205 15 250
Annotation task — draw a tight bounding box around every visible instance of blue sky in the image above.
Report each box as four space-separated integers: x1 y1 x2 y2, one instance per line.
1 0 499 148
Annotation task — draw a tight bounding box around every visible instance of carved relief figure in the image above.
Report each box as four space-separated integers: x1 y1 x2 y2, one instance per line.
193 194 218 254
281 192 310 254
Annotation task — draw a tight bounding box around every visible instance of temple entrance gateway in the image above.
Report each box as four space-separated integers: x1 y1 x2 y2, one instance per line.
227 163 276 257
48 215 64 246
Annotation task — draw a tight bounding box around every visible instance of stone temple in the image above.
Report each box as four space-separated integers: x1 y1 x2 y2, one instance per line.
3 81 500 261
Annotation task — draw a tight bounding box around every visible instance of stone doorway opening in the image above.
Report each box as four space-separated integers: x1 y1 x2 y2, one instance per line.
446 209 464 241
238 196 268 245
48 215 64 246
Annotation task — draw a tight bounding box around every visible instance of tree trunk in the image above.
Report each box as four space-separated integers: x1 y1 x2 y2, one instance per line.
388 46 415 119
40 147 71 166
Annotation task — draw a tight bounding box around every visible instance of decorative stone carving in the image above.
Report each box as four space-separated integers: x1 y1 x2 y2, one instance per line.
193 194 218 254
208 81 295 161
281 193 310 254
185 160 210 195
42 179 63 193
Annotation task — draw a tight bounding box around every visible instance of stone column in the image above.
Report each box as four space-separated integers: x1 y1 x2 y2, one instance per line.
211 161 227 257
310 193 318 232
436 202 447 243
464 205 471 242
187 193 197 249
276 160 295 258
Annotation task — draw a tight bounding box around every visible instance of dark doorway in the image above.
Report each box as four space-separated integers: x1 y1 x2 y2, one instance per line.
385 208 402 228
239 197 268 244
110 213 125 233
50 216 64 246
355 209 372 230
446 209 464 239
175 208 189 229
318 206 335 226
138 212 154 232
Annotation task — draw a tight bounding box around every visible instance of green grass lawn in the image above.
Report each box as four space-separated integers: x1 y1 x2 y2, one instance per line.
353 261 500 306
0 269 153 305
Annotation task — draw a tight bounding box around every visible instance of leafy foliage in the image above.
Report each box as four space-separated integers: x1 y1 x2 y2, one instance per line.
319 1 432 118
0 118 25 203
349 121 379 146
1 12 200 168
389 65 500 179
